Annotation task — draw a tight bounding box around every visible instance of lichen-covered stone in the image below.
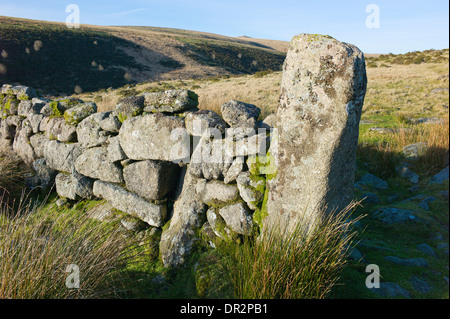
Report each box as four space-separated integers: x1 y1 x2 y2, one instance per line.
75 146 124 183
93 180 167 227
1 95 19 115
115 95 145 122
64 102 97 125
142 90 199 113
195 179 240 207
29 133 49 158
118 113 188 162
107 136 127 163
99 112 122 132
236 171 265 211
185 110 228 136
220 100 261 127
12 123 36 165
218 202 253 236
266 34 367 231
123 160 180 201
189 135 233 180
43 140 82 173
55 169 94 200
76 112 111 148
12 85 38 100
40 117 77 142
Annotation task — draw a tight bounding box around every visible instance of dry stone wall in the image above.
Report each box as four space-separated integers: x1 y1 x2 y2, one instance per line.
0 82 275 268
0 33 367 268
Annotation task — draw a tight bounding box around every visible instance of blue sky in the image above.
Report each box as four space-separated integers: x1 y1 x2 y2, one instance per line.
0 0 448 53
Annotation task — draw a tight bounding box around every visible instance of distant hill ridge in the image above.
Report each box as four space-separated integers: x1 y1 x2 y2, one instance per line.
0 16 288 95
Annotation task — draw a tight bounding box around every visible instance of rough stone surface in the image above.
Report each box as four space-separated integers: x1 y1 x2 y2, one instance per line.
118 113 188 162
185 110 228 136
142 90 199 113
56 171 94 200
107 136 127 163
195 179 240 207
396 165 420 184
93 180 167 227
123 160 180 201
13 124 36 165
403 142 427 160
236 171 265 210
75 147 124 183
30 158 58 190
372 207 419 224
64 102 97 125
220 100 261 127
218 202 253 235
43 140 82 173
223 156 245 184
76 112 111 148
159 167 207 268
40 117 77 142
99 113 122 132
115 95 145 120
189 136 233 180
206 207 237 241
266 34 367 230
429 166 449 185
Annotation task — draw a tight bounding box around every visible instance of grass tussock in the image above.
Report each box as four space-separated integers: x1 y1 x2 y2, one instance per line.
223 202 363 299
0 153 31 207
0 199 131 299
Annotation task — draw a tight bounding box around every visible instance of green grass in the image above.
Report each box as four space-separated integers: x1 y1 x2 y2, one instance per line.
0 196 132 298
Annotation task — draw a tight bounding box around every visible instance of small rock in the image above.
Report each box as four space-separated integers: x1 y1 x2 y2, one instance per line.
384 256 429 268
416 243 436 258
220 100 261 127
218 202 253 236
372 207 418 224
403 142 427 160
142 90 198 113
115 95 145 119
409 276 433 294
373 282 410 298
185 109 228 136
55 198 69 207
359 173 389 190
429 166 449 185
396 165 419 184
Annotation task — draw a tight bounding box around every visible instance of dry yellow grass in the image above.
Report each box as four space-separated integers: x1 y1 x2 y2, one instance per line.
80 56 449 123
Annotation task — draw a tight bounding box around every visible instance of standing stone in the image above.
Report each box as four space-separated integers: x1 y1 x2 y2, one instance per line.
266 34 367 230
